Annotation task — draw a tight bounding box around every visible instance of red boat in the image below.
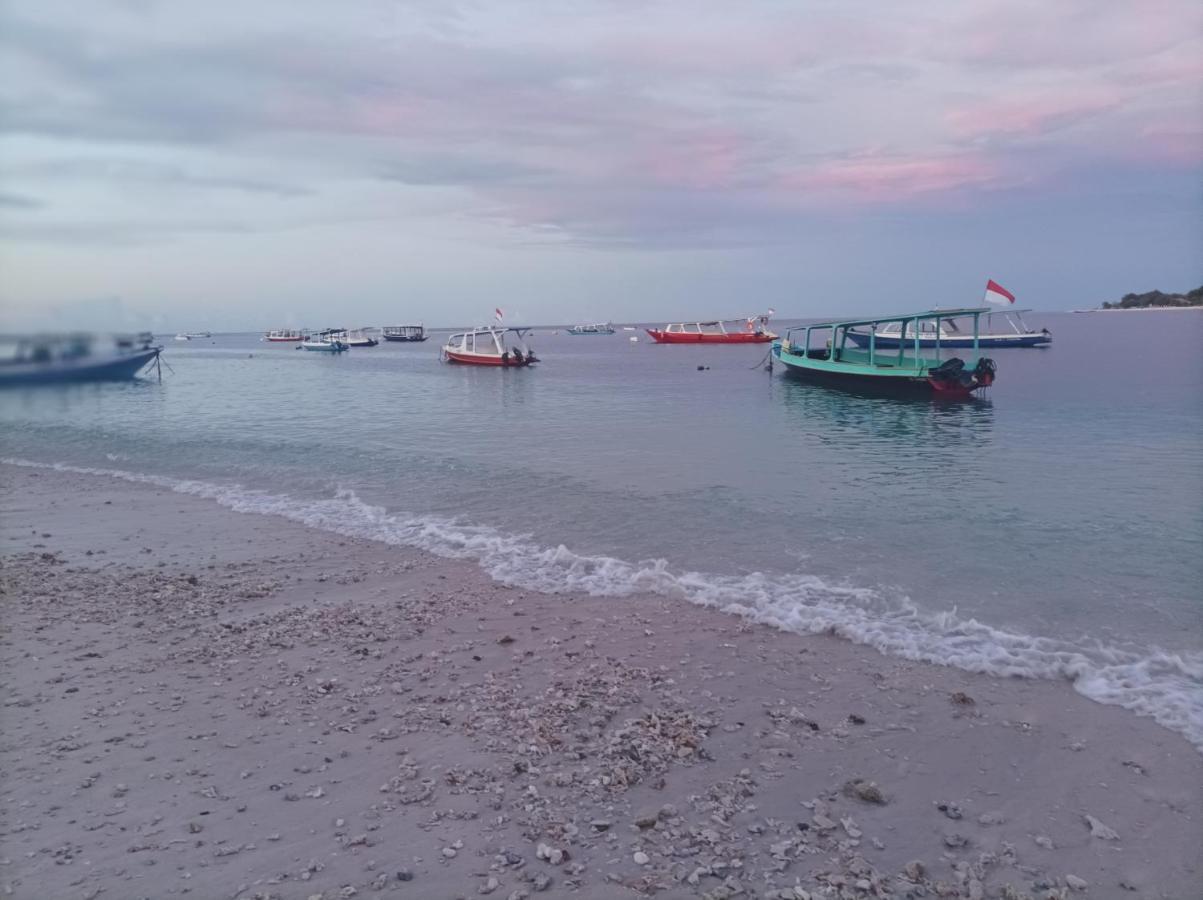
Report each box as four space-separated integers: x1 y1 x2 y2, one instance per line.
646 314 776 344
441 326 538 367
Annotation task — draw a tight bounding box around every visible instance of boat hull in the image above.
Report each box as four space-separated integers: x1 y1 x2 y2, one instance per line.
266 336 304 342
444 349 534 366
646 330 776 344
301 342 348 353
0 348 161 387
382 335 428 342
773 348 990 400
846 332 1050 349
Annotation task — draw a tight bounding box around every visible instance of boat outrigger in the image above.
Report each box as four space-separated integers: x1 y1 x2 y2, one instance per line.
647 314 776 344
441 326 538 367
567 322 615 335
772 308 997 399
847 308 1050 349
0 333 162 387
382 325 427 342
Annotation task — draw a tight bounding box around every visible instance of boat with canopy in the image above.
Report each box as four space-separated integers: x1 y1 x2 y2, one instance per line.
567 323 615 335
382 325 427 342
300 336 349 352
846 308 1050 349
647 314 776 344
264 329 306 342
772 308 997 398
0 333 162 386
441 326 538 367
327 328 378 347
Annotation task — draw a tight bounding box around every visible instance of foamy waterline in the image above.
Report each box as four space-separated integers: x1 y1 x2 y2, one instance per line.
6 455 1202 751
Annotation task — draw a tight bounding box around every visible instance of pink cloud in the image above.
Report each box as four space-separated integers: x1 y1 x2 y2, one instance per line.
787 153 1006 203
936 0 1199 69
946 92 1121 140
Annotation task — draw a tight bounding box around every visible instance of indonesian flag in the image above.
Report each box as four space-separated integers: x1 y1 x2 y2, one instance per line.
984 279 1016 305
494 307 504 321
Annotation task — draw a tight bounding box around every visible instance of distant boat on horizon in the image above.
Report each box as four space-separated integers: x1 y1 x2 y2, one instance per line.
647 313 777 344
382 324 427 342
566 322 615 335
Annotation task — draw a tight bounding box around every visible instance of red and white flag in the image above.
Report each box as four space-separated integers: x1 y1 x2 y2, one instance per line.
494 307 504 322
984 279 1016 305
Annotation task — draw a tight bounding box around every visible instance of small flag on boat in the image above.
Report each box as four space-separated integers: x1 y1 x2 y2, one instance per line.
984 279 1016 305
495 307 504 321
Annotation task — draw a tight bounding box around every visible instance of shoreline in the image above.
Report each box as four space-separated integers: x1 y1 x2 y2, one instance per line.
2 464 1201 899
1071 307 1203 313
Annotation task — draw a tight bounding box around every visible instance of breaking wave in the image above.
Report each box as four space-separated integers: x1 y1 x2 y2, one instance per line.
6 455 1202 751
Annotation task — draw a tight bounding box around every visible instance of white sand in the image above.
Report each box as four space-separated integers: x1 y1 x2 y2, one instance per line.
1 464 1199 900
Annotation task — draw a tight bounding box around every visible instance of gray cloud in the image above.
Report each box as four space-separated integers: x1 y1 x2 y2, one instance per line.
0 0 1198 251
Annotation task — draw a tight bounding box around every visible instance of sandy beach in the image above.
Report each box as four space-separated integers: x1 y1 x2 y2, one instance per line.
1 464 1200 900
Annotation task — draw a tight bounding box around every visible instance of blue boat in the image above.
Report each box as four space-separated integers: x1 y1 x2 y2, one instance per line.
0 334 162 387
846 309 1050 349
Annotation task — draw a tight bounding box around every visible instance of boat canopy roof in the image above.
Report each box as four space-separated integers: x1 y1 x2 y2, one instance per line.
788 307 991 333
667 314 771 326
448 325 532 338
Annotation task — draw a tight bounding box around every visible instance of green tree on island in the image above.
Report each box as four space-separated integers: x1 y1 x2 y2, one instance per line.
1102 286 1203 309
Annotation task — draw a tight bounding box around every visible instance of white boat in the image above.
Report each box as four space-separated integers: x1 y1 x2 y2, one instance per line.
184 331 211 338
174 333 191 341
846 309 1051 349
300 337 349 353
327 327 378 347
566 322 615 335
441 326 538 366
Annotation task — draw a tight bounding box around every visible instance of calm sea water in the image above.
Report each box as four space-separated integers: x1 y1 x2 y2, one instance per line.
3 312 1202 746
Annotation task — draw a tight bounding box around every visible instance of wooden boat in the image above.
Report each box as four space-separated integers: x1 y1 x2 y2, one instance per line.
0 334 162 387
382 325 427 342
647 314 776 344
567 322 615 335
847 309 1050 349
300 337 349 353
772 308 996 399
441 326 538 367
264 329 306 342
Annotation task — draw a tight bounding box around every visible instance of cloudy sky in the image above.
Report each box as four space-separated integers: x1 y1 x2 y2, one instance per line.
1 0 1200 330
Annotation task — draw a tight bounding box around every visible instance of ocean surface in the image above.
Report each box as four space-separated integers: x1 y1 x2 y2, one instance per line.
3 312 1202 748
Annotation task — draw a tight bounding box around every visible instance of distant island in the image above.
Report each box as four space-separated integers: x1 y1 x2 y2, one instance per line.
1101 286 1202 309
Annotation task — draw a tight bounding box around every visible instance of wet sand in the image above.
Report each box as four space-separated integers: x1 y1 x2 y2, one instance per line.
1 464 1200 900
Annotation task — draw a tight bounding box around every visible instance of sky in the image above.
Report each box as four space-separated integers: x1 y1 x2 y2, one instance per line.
1 0 1200 331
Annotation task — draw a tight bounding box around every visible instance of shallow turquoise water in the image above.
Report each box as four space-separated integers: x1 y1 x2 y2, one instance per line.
3 312 1201 745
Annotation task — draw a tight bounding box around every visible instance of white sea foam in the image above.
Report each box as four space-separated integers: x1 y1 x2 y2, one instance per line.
6 455 1202 751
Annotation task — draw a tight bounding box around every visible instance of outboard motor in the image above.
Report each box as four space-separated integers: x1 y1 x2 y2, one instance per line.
928 358 966 382
972 357 996 387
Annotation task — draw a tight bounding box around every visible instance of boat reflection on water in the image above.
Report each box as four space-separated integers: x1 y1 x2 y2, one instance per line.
770 374 995 471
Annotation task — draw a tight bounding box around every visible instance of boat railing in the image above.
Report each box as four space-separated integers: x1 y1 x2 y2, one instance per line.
783 308 988 369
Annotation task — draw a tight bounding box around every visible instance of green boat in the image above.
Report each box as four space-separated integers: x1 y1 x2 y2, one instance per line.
771 308 997 399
